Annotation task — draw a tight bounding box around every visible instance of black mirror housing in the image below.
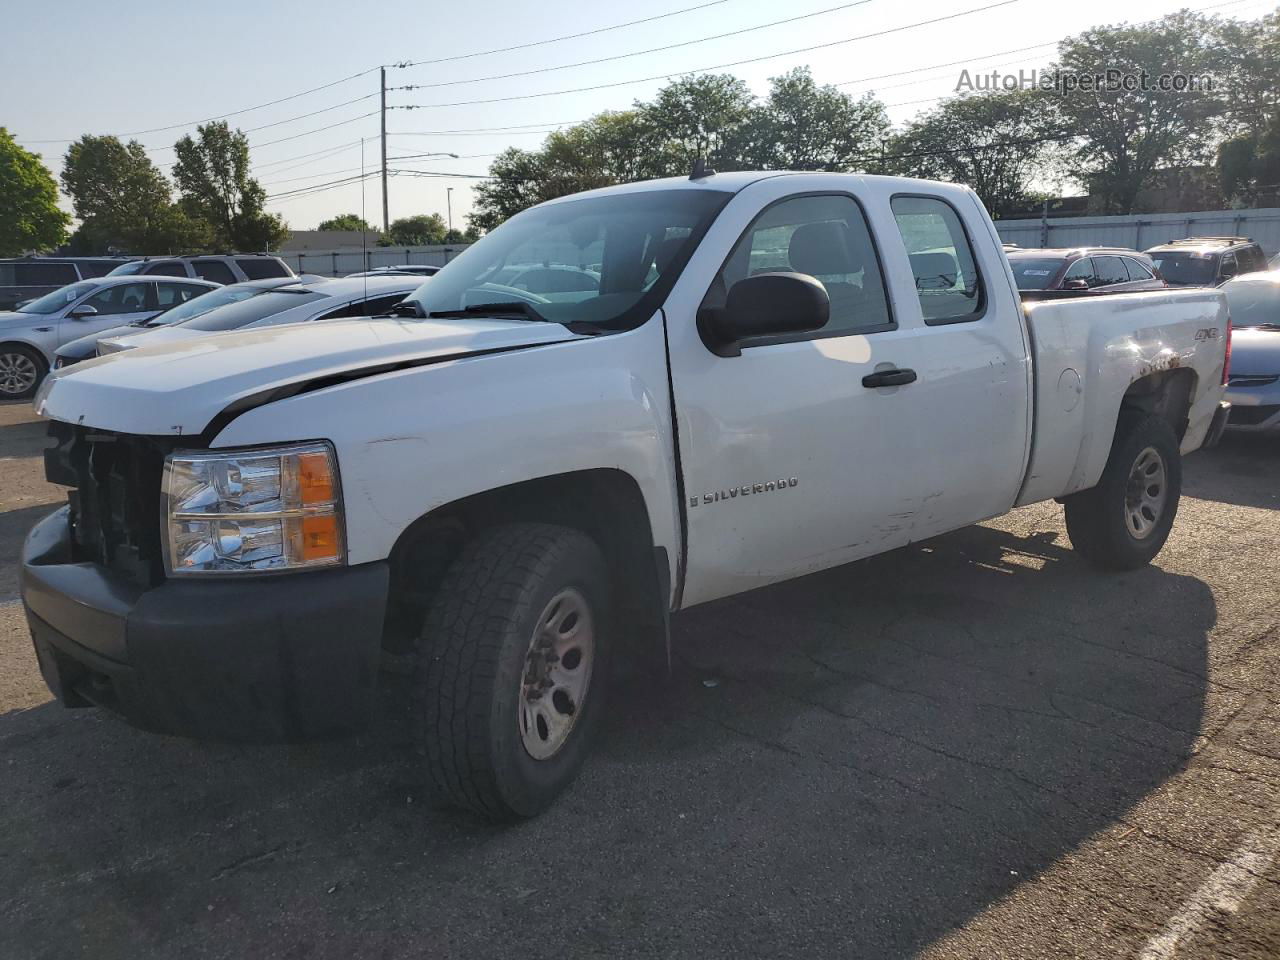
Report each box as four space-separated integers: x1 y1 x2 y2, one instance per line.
699 272 830 357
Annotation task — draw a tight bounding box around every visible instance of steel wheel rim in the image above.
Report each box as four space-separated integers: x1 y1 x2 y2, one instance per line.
518 587 595 761
0 352 38 396
1125 445 1167 540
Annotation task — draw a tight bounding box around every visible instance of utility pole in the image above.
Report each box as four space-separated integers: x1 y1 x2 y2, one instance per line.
380 67 389 234
447 188 454 234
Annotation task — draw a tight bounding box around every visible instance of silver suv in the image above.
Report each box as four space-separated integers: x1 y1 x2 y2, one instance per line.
108 254 293 285
0 275 217 399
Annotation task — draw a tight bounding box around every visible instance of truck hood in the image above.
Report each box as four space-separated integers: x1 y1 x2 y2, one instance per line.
98 323 215 354
1228 327 1280 376
35 316 585 437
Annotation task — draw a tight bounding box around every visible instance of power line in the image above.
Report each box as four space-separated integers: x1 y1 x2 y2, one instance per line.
267 171 380 201
389 120 588 134
395 0 873 91
392 0 1021 111
396 0 733 68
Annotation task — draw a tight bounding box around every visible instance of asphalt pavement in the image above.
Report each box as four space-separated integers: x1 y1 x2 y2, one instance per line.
1 399 1278 960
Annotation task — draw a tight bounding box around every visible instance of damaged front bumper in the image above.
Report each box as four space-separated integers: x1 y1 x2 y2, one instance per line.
21 507 389 743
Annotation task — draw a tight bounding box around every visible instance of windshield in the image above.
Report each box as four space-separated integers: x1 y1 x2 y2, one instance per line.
1223 278 1280 327
1008 257 1065 290
107 261 147 276
1149 252 1217 286
16 282 96 314
143 284 263 327
405 188 731 329
178 289 326 332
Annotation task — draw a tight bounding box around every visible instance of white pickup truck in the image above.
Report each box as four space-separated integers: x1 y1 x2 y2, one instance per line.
22 172 1231 820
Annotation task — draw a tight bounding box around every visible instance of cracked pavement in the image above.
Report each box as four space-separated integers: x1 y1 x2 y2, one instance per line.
1 400 1278 959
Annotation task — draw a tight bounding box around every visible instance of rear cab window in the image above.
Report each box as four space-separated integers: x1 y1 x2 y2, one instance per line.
890 195 984 324
13 262 79 286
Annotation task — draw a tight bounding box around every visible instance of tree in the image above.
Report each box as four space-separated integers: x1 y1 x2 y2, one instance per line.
318 213 374 232
0 128 69 255
60 134 207 254
1053 11 1221 214
735 68 890 172
888 90 1060 217
638 73 754 171
171 121 290 250
388 213 447 246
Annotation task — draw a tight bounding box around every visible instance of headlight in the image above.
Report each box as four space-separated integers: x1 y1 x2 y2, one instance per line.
162 441 345 576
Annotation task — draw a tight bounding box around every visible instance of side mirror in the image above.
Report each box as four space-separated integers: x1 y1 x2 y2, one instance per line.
68 304 98 319
1062 278 1089 291
698 273 830 357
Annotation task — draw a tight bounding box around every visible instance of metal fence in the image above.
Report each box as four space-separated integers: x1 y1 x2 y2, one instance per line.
281 244 474 277
993 208 1280 255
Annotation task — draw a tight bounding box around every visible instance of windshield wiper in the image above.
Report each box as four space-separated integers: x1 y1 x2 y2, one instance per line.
428 301 549 322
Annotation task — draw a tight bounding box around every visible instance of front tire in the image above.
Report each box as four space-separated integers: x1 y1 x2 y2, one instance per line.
1064 413 1182 570
0 345 47 401
413 523 610 820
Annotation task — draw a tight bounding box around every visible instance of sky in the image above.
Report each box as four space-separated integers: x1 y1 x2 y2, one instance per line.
5 0 1277 235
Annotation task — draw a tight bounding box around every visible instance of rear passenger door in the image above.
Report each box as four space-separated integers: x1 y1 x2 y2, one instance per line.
663 179 1031 607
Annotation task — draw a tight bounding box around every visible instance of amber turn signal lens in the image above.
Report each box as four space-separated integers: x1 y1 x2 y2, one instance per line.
297 514 341 563
296 451 335 504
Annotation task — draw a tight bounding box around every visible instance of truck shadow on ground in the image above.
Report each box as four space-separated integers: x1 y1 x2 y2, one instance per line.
0 521 1213 959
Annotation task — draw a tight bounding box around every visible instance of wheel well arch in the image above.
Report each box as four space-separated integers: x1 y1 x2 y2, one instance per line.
381 468 668 667
1118 367 1198 442
0 338 49 361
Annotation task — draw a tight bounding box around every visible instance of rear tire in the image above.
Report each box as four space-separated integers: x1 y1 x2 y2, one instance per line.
0 345 47 401
1064 413 1182 570
413 523 610 820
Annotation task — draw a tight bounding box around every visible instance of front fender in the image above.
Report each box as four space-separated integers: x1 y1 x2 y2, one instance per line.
209 317 682 596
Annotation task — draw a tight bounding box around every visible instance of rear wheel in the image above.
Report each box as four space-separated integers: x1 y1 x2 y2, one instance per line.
1064 413 1182 570
0 345 47 401
413 523 610 820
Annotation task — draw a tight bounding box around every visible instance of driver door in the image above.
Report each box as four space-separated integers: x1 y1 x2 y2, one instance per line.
59 281 157 346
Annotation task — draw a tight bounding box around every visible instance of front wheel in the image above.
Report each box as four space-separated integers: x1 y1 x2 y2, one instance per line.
413 523 611 820
0 345 48 401
1064 413 1182 570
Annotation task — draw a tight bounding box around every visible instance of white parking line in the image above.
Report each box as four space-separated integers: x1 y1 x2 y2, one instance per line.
1139 828 1280 959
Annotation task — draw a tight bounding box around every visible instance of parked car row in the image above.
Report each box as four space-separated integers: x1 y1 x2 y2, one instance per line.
0 254 293 313
1 270 420 399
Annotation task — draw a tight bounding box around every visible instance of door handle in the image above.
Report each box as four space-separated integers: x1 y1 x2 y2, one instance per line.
862 368 917 388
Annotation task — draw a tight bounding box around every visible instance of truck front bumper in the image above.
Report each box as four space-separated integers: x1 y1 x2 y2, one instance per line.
21 507 389 743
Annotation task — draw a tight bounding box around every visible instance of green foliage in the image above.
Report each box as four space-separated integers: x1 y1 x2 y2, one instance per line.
318 213 374 231
888 90 1059 217
469 70 887 230
0 128 69 255
60 135 207 254
388 213 447 246
172 121 290 251
1054 11 1222 214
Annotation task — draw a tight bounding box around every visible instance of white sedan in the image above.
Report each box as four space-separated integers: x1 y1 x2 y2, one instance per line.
96 275 420 356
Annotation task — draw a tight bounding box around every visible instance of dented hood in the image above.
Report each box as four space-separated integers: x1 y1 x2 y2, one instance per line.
35 316 584 436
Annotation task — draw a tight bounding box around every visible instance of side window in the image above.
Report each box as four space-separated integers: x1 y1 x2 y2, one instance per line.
1123 258 1154 281
891 195 984 323
706 193 893 338
155 282 206 308
1093 256 1129 287
193 259 237 284
1220 252 1238 280
15 262 78 285
1063 258 1098 287
236 257 290 280
82 282 150 315
360 293 410 315
75 261 118 278
147 261 189 278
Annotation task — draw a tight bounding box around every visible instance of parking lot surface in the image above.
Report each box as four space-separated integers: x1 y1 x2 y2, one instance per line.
1 398 1278 959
